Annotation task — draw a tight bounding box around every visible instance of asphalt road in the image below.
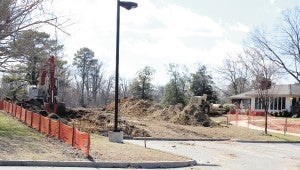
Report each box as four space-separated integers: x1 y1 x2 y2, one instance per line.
126 140 300 170
2 140 300 170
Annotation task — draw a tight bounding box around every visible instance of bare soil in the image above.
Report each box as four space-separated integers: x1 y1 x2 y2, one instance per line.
66 98 218 138
65 98 298 140
2 98 299 162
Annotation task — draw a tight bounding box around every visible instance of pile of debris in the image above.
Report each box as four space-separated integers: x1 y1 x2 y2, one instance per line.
68 108 150 137
63 97 217 137
104 97 215 127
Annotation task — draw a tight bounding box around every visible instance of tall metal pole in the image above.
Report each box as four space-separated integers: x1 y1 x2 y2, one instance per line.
114 0 120 132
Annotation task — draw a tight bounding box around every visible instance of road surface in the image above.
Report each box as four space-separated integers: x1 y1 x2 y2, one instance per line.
126 140 300 170
2 140 300 170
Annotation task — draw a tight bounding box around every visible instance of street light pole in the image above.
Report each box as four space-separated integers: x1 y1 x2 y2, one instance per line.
114 0 138 132
114 0 121 132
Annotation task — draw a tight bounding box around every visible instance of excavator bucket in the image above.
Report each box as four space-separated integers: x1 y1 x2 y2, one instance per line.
44 102 65 115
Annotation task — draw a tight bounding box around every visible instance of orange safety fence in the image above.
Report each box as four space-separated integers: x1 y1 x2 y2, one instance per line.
6 101 10 113
20 107 26 122
0 100 90 156
49 119 59 138
32 112 40 131
40 116 50 134
26 110 32 126
5 101 10 113
9 102 13 116
12 103 17 117
5 101 9 113
0 100 3 110
59 122 73 146
73 128 90 156
16 105 22 120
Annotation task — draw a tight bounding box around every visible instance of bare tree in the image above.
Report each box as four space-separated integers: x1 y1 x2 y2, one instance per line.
218 55 251 97
100 75 114 106
243 47 279 134
152 85 164 103
120 77 131 98
57 65 72 104
250 7 300 83
90 60 104 106
0 0 68 72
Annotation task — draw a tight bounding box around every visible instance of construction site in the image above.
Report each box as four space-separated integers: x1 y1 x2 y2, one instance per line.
20 97 220 139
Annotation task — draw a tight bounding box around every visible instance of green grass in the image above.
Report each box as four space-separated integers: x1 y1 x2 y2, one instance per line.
0 111 41 139
268 133 300 141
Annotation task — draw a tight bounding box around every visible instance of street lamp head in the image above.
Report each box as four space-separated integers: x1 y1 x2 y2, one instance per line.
119 1 138 10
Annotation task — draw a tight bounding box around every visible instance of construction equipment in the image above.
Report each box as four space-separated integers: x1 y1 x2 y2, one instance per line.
26 55 65 115
190 94 226 114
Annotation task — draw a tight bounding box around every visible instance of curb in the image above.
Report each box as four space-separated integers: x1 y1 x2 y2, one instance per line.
0 160 197 169
130 137 230 141
234 140 300 143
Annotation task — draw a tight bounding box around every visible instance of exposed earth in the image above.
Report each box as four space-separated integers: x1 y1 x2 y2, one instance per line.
62 97 221 138
2 98 300 162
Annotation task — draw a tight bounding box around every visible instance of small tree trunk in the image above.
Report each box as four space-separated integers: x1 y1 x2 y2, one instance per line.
264 108 268 135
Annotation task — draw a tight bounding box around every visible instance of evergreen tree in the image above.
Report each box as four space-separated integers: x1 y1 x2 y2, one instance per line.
190 65 217 102
73 47 97 107
8 29 63 85
130 66 155 100
162 64 189 105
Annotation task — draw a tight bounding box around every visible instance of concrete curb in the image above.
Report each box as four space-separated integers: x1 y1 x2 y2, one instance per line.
0 160 197 168
130 137 230 141
234 140 300 143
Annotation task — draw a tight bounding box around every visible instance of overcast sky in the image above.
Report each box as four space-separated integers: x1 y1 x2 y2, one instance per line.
44 0 300 85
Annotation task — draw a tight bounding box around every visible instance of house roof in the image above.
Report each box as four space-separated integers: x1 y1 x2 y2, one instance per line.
229 91 254 99
229 84 300 99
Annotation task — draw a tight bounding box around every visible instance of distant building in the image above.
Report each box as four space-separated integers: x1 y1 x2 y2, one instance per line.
229 84 300 113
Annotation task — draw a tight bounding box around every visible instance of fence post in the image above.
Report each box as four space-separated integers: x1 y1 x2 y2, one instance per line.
18 105 20 119
48 118 51 135
24 107 27 123
58 121 61 139
39 114 42 132
87 133 90 156
72 123 75 147
30 111 33 127
284 117 287 135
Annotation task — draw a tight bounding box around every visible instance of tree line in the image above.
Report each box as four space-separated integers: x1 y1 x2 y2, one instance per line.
1 1 300 110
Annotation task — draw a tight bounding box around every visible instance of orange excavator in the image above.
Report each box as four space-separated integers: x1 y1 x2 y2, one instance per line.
26 55 65 115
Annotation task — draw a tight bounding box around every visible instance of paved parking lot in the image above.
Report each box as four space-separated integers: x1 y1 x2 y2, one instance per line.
126 140 300 170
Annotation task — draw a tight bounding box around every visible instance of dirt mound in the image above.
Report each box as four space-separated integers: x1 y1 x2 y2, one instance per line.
69 108 150 137
105 98 216 127
151 104 183 121
170 104 213 126
105 98 159 118
65 97 218 138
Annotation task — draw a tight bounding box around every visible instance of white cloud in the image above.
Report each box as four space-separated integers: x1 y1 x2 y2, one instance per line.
44 0 243 85
229 23 250 33
269 0 276 4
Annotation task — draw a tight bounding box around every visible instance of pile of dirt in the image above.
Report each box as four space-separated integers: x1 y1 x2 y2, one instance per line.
104 98 216 126
55 97 218 137
170 104 213 126
105 97 161 117
69 108 150 137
